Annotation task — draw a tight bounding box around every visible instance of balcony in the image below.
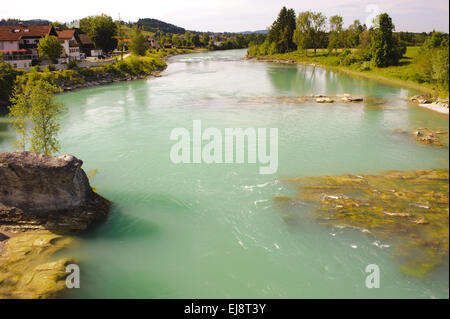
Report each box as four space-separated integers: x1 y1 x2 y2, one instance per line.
19 43 37 50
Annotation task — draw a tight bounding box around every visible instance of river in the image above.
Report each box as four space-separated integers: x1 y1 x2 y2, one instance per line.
0 49 448 298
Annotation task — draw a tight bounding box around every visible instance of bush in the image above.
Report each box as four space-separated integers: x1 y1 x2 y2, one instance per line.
67 60 79 70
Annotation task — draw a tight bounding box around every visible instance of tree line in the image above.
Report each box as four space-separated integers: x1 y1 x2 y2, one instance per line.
248 7 408 67
247 7 448 90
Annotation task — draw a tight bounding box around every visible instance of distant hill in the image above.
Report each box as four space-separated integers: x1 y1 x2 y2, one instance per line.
137 18 185 34
0 19 51 26
240 30 268 35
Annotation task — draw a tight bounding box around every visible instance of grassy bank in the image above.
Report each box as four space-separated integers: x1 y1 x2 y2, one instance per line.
248 47 449 98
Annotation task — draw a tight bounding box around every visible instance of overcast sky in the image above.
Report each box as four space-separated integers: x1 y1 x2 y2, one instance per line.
0 0 448 33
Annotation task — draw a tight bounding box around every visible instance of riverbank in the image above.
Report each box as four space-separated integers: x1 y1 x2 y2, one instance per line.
246 47 449 100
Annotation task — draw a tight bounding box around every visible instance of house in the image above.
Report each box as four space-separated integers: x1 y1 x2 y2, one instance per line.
77 33 99 57
146 38 159 48
57 29 82 61
163 43 172 49
118 38 131 51
0 23 58 68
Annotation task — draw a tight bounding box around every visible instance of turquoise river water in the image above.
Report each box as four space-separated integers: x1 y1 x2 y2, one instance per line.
0 49 448 298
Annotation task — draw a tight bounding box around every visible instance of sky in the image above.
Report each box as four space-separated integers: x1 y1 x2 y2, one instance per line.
0 0 448 33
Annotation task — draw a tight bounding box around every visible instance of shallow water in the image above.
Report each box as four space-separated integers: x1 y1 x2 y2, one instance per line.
1 49 448 298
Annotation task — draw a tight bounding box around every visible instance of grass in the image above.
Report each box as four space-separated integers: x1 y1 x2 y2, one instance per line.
119 25 155 39
252 47 449 98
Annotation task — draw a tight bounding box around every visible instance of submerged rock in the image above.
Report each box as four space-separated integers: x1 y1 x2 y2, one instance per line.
0 231 74 299
276 169 449 278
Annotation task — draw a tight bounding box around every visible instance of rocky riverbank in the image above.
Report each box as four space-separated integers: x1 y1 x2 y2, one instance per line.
409 95 450 115
60 69 165 93
0 151 110 298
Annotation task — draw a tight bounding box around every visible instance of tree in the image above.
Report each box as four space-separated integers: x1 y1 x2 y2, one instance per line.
294 11 326 56
80 14 118 53
0 62 22 105
115 16 125 60
37 35 63 63
310 12 327 55
184 31 192 47
130 26 148 56
192 34 201 47
201 33 209 47
51 21 67 30
267 7 297 53
370 13 405 67
9 80 64 155
346 20 365 48
294 12 312 56
423 31 446 50
328 15 344 52
432 48 449 89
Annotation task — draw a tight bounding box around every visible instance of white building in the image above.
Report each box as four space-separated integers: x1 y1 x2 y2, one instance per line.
0 24 58 69
57 29 82 61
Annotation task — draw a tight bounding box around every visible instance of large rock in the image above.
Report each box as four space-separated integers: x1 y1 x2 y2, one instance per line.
0 151 110 233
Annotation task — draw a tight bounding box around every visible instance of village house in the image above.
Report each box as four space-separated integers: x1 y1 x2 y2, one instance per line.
0 23 58 69
146 37 160 48
56 29 83 61
77 33 101 57
118 38 131 51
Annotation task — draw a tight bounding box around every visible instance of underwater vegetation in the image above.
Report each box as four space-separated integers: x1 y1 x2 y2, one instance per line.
276 169 449 278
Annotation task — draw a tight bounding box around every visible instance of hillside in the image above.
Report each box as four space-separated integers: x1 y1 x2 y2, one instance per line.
137 18 185 34
0 19 51 26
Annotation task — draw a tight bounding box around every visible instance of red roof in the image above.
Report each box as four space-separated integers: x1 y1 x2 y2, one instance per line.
78 33 92 45
0 25 56 41
56 29 75 39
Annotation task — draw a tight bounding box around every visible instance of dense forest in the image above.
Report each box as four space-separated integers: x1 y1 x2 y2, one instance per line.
136 18 186 34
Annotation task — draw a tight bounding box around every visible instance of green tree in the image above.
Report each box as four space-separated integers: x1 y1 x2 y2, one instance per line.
192 34 201 47
184 31 192 47
294 11 326 56
423 31 447 50
346 20 365 48
80 14 118 53
293 12 312 55
328 15 344 52
51 21 67 30
130 26 148 56
37 35 63 63
0 62 22 105
115 16 125 60
267 7 297 53
9 80 65 155
201 33 209 47
171 34 180 47
432 48 449 89
370 13 405 67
